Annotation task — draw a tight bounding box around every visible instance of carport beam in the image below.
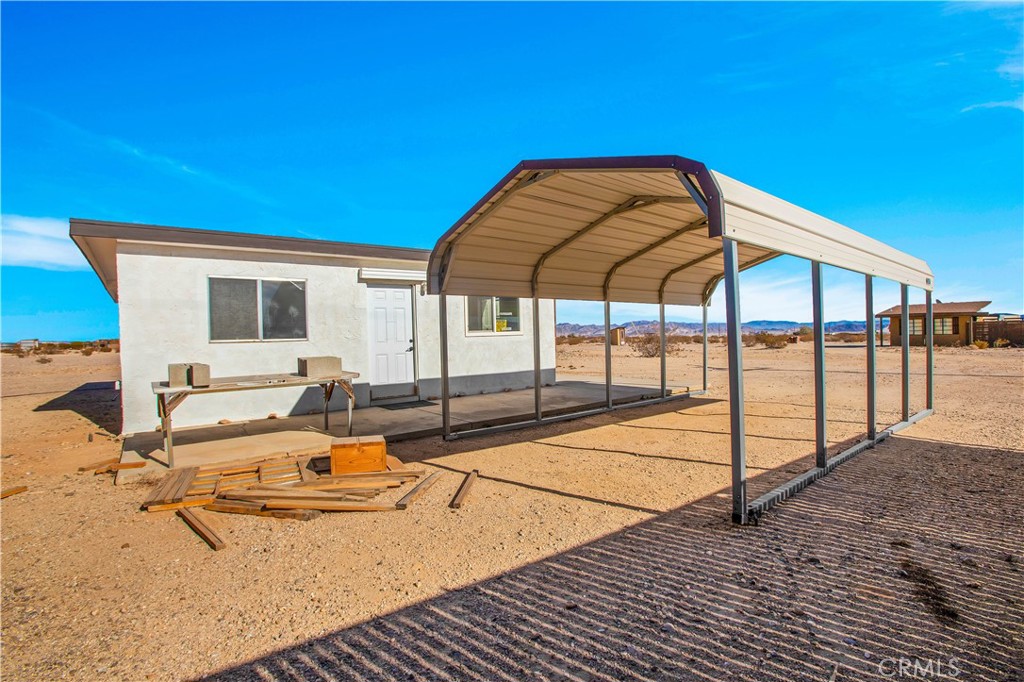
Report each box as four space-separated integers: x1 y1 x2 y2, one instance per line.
604 301 612 409
659 303 667 398
439 292 451 439
533 296 542 422
926 290 934 410
866 275 876 440
901 284 910 422
812 261 827 468
702 303 708 391
723 238 747 524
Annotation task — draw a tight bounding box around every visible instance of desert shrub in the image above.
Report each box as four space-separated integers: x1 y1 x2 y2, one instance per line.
993 338 1011 348
36 356 53 364
628 333 662 358
98 346 113 352
691 335 703 344
669 334 691 344
762 335 789 349
81 347 95 357
557 335 588 346
708 335 722 344
798 332 815 343
742 334 758 347
973 340 989 349
796 326 812 336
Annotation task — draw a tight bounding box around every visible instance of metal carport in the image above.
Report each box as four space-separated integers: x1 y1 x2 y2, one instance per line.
427 155 934 524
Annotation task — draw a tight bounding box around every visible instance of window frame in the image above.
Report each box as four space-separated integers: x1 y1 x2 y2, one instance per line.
464 296 524 337
933 317 954 335
908 318 924 336
208 275 309 343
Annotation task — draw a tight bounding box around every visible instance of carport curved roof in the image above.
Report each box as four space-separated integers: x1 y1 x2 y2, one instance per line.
428 155 933 306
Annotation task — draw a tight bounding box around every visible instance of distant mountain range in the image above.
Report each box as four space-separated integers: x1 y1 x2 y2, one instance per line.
556 319 884 337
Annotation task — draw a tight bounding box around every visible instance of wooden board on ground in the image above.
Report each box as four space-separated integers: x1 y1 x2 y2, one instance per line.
450 470 479 509
1 486 28 500
386 455 406 471
145 495 216 512
396 471 443 510
78 457 119 472
205 499 321 521
177 508 226 550
263 499 395 512
94 461 148 474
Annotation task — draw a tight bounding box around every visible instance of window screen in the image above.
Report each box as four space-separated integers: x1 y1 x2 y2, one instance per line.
495 297 520 332
467 296 494 332
209 278 259 341
262 280 307 339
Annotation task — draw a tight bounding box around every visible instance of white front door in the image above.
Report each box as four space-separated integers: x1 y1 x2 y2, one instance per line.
367 285 416 400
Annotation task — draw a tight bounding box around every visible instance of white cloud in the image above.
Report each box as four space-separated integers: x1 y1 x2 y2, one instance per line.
1 215 86 270
961 95 1024 112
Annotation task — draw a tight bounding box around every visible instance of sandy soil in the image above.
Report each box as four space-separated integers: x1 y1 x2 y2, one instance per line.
1 344 1021 681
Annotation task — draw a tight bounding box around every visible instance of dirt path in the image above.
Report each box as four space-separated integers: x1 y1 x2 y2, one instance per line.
1 346 1021 681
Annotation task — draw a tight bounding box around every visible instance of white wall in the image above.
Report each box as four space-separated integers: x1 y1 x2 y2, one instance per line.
117 243 555 434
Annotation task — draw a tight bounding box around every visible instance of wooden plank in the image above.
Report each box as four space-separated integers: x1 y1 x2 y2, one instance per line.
94 461 148 474
221 488 350 501
395 471 443 510
177 508 226 550
78 457 120 472
1 486 28 499
204 499 321 521
386 455 406 471
166 467 199 504
289 480 399 492
146 496 216 512
298 458 318 482
143 471 181 507
262 499 395 512
450 470 479 509
197 458 298 476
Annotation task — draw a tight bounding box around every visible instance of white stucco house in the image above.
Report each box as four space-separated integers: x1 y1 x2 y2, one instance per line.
70 218 556 435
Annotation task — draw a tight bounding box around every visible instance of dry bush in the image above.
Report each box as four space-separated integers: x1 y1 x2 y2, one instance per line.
81 347 95 357
708 335 722 344
834 332 867 343
99 346 113 352
762 335 789 349
993 338 1011 348
691 335 703 344
36 356 53 364
973 340 989 349
798 333 815 343
628 333 662 358
670 334 691 344
742 334 758 348
557 335 588 346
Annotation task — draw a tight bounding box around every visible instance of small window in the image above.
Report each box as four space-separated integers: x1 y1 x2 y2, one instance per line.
908 318 924 335
209 277 307 341
934 317 953 335
466 296 521 334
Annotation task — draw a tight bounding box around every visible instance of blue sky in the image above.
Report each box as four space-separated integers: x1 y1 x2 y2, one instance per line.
2 1 1021 339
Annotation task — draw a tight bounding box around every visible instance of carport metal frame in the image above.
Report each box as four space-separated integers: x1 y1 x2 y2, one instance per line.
429 156 934 524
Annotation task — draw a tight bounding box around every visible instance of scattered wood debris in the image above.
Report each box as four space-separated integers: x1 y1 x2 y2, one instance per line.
177 508 226 551
139 443 450 552
1 486 28 500
450 470 479 509
93 461 147 475
78 457 120 472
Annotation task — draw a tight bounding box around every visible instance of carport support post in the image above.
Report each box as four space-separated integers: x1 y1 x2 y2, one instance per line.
722 238 747 524
926 290 934 410
533 296 542 422
604 300 612 409
866 275 876 440
702 303 708 392
812 261 827 468
439 293 451 438
901 284 910 422
659 302 667 398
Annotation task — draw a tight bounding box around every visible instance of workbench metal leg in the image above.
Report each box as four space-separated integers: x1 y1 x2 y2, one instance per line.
321 382 336 431
338 381 356 436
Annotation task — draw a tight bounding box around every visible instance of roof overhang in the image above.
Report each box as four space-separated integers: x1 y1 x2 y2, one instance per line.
70 218 430 302
428 155 934 306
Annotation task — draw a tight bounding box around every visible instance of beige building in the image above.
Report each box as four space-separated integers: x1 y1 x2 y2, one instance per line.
877 300 990 346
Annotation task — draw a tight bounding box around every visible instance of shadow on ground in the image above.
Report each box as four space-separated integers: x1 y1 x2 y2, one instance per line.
199 437 1023 682
34 382 122 434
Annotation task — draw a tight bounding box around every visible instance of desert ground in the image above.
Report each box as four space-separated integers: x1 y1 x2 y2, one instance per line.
1 341 1022 681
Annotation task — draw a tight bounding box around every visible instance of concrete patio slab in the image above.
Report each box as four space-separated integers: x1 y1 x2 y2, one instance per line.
117 380 686 483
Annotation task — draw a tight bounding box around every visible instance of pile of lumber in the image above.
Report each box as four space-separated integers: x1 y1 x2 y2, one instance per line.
141 453 444 550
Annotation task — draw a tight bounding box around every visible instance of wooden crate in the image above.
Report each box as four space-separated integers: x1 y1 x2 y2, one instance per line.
330 435 387 475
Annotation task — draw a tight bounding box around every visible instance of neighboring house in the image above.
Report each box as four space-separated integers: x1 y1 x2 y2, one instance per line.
70 219 556 434
17 339 40 350
876 300 990 346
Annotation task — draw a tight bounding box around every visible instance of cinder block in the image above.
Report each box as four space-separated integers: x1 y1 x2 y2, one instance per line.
330 435 387 475
298 356 342 378
168 363 190 388
187 363 211 388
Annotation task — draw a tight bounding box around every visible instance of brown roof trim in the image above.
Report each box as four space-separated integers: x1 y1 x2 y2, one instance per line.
875 301 991 318
69 218 430 262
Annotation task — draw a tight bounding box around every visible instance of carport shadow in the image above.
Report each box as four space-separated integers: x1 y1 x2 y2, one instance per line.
34 381 122 434
198 437 1023 682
